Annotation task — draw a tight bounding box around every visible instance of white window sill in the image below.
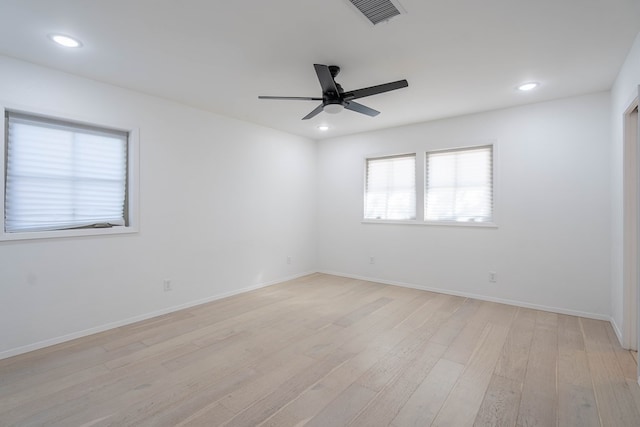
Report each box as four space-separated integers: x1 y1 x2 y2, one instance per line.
0 225 138 242
362 219 498 228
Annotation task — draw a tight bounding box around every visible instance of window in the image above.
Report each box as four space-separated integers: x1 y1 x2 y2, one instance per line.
3 110 135 237
425 145 493 223
364 154 416 220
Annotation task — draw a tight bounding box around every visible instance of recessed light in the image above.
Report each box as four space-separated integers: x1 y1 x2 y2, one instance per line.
48 34 82 48
517 82 539 91
317 125 330 131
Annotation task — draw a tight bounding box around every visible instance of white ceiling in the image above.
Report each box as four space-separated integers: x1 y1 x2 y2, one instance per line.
0 0 639 140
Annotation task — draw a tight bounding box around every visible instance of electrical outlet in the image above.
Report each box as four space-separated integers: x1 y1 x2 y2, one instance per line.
369 256 375 264
287 256 292 265
163 279 172 291
489 272 497 283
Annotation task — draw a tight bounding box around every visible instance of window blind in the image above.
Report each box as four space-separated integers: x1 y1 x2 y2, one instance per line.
5 112 128 233
365 154 416 220
425 145 492 222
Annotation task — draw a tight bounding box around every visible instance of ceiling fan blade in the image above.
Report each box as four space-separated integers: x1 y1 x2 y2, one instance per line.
258 96 323 101
314 64 339 95
343 79 408 100
302 103 325 120
344 101 380 117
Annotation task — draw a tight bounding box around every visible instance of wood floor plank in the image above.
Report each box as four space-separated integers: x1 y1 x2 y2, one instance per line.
262 296 435 426
333 296 393 327
354 325 449 393
516 311 558 427
443 301 515 365
0 363 111 414
5 363 168 426
429 298 481 346
391 292 448 331
57 364 258 427
304 382 377 427
473 374 521 427
604 321 639 382
0 339 195 425
208 353 315 418
439 305 489 364
391 358 465 427
0 327 123 374
221 351 352 426
557 382 600 427
557 314 600 427
0 340 145 404
1 274 639 426
432 322 511 427
299 296 411 361
299 280 390 330
581 317 640 426
349 340 448 426
175 402 235 427
558 315 591 387
628 377 640 417
264 292 461 426
0 345 108 387
261 345 394 427
494 308 536 382
109 351 316 426
100 310 196 351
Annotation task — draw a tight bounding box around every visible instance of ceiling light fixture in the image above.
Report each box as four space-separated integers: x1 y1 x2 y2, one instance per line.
517 82 539 91
317 125 330 131
48 34 82 48
323 103 344 114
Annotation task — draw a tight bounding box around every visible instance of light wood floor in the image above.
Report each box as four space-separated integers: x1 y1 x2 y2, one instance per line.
1 273 640 426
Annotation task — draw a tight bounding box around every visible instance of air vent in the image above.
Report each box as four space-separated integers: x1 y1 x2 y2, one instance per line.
348 0 404 25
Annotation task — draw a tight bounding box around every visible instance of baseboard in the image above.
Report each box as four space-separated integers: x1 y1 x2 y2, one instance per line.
318 270 612 322
0 270 316 361
610 316 625 346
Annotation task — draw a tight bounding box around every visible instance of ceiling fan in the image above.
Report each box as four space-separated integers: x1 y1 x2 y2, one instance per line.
258 64 408 120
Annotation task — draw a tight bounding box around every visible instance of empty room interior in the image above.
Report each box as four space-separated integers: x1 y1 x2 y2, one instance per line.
2 0 640 426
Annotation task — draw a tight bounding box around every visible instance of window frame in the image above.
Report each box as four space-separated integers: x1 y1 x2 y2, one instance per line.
362 142 497 228
363 152 417 221
1 104 139 241
424 143 496 227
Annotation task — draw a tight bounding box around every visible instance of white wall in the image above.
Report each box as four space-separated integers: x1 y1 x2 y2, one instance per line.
317 92 612 318
611 33 640 336
0 56 317 358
